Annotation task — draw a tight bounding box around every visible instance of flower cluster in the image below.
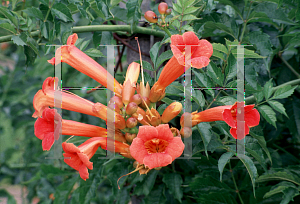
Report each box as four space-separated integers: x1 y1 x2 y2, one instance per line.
32 31 260 181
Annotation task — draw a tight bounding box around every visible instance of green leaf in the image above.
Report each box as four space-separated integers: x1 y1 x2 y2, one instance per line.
135 60 153 71
268 100 288 118
211 50 226 60
218 152 234 181
0 23 16 34
217 0 243 20
253 2 295 25
80 39 91 51
0 7 18 27
245 61 258 89
204 21 236 39
40 22 50 39
258 105 277 128
272 85 297 99
237 155 258 197
197 123 212 157
183 6 199 14
24 45 37 67
182 14 199 21
246 147 267 171
257 171 300 186
196 192 238 204
54 177 78 204
11 32 27 46
193 89 205 108
173 4 183 13
263 79 273 100
27 37 40 56
84 48 105 58
24 7 44 20
133 170 159 196
97 1 110 18
155 50 173 70
150 42 161 69
190 176 233 194
249 131 272 165
247 11 279 27
143 185 166 204
263 181 300 204
162 173 183 202
212 43 228 54
193 69 215 97
51 3 73 22
207 61 224 85
126 0 142 29
231 48 265 58
247 31 273 56
225 53 237 82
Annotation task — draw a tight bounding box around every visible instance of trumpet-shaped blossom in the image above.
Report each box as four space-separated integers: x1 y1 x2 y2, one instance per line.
130 124 184 169
34 108 107 151
63 137 131 180
150 31 213 102
191 102 260 139
48 33 122 96
32 77 125 129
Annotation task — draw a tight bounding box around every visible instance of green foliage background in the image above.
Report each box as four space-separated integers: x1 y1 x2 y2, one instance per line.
1 0 300 203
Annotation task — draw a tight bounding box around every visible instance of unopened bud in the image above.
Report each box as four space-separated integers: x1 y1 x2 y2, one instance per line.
130 94 142 105
162 102 182 123
125 133 137 143
146 108 161 126
165 8 172 15
139 97 150 109
107 102 120 113
170 127 180 137
180 127 192 138
109 96 123 109
149 83 165 103
132 107 150 125
114 129 127 143
126 117 137 128
126 102 138 115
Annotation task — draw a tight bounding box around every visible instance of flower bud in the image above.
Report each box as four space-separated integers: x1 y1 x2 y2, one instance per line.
170 127 180 137
165 8 171 15
133 161 140 168
146 108 161 126
109 96 123 109
126 117 138 128
162 102 182 123
130 94 142 105
144 11 158 23
139 97 150 109
180 127 192 138
132 107 150 125
114 129 127 143
180 112 198 128
125 133 137 143
122 62 140 105
149 82 165 103
107 102 120 113
158 2 168 14
126 102 138 115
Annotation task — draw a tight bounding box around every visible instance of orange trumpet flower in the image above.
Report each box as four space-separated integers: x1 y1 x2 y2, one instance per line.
48 33 122 97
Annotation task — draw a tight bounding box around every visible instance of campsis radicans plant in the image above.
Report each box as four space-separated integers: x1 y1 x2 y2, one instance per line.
32 30 260 183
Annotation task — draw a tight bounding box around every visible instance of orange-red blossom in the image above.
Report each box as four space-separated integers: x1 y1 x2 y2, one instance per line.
150 31 213 102
48 33 122 97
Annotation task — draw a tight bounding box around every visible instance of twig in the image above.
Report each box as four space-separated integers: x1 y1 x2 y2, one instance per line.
229 161 244 204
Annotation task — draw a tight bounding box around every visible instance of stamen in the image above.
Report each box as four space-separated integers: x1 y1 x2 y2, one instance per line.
135 37 144 86
117 165 144 189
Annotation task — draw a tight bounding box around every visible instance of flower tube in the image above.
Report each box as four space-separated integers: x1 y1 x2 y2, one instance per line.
150 31 213 102
48 33 122 96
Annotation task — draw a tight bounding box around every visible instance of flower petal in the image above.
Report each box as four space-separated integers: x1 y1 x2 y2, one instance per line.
191 56 210 69
171 45 185 66
155 124 175 142
165 137 185 160
63 152 81 171
62 142 80 154
34 117 53 140
42 132 54 151
67 33 78 45
230 124 249 140
171 34 185 52
137 125 158 142
78 164 89 181
245 109 260 127
130 137 148 164
182 31 199 45
77 152 93 170
222 109 236 128
143 153 173 169
193 39 213 58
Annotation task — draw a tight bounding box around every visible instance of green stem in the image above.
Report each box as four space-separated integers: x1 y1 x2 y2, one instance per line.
44 0 55 22
245 78 300 104
205 90 221 110
163 27 172 37
0 25 165 43
239 2 252 44
279 54 300 79
229 162 244 204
